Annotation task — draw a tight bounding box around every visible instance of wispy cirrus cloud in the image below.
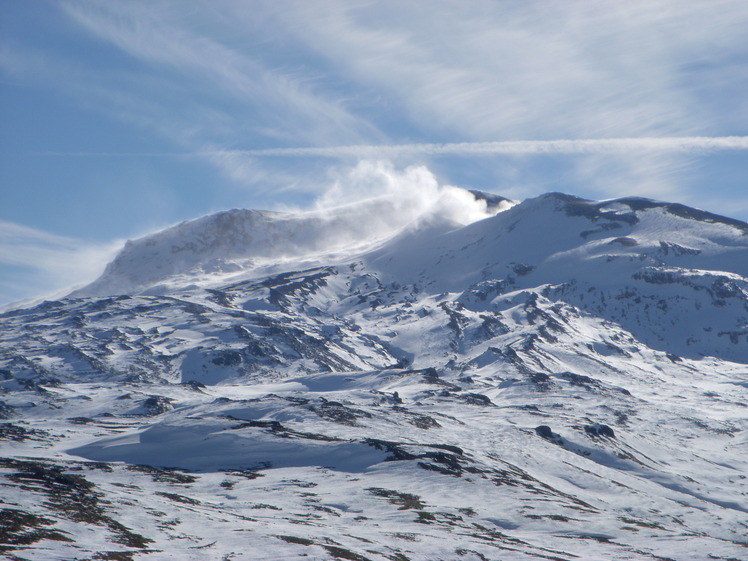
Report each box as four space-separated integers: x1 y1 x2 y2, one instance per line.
33 135 748 158
211 136 748 158
0 220 123 308
58 1 382 148
4 4 748 210
49 0 748 202
234 0 746 207
259 1 746 138
0 1 384 190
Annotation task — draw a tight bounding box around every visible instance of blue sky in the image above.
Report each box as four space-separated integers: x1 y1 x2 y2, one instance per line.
1 0 747 306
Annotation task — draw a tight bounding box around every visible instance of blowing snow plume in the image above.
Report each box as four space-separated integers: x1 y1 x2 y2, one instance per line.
71 162 509 298
309 160 507 238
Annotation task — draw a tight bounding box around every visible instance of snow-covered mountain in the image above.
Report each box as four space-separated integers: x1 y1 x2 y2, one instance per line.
2 189 747 561
70 188 513 298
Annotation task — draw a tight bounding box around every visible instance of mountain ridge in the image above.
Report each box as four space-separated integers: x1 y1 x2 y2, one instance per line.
70 190 748 300
1 189 747 560
70 187 513 299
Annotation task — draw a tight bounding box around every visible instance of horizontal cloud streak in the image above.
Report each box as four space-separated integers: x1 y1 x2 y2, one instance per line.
234 136 748 157
34 136 748 159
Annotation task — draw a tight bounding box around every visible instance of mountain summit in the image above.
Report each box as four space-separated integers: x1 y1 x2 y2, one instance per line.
72 190 748 363
2 190 747 560
71 187 513 298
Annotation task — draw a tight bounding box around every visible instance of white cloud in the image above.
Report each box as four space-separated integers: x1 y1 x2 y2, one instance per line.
0 221 123 307
265 0 748 139
51 0 742 205
36 136 748 159
0 1 388 195
208 136 748 158
59 1 381 148
30 2 748 165
273 160 498 258
32 136 746 208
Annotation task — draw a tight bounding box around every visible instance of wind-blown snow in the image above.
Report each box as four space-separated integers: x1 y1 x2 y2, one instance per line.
72 163 509 298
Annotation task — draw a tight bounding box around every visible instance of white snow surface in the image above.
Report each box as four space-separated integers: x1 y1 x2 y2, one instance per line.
1 190 748 560
70 184 511 298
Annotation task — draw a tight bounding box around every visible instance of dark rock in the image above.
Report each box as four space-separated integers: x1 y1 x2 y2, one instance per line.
659 241 700 256
0 507 73 546
406 413 440 429
139 396 174 416
0 400 15 419
0 458 152 549
0 423 49 441
535 425 565 445
712 278 743 299
511 263 535 276
182 380 207 391
310 400 371 426
211 350 242 367
535 425 553 439
468 189 513 211
67 417 94 425
461 393 493 406
610 237 638 247
529 372 553 391
584 423 615 438
559 372 599 388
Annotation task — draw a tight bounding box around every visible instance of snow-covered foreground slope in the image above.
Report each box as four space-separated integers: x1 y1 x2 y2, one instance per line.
1 190 747 560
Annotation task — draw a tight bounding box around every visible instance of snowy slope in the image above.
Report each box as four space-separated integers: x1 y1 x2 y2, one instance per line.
71 188 512 298
365 193 748 361
1 189 747 561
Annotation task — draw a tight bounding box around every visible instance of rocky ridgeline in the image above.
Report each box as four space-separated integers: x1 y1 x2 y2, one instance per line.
1 191 747 560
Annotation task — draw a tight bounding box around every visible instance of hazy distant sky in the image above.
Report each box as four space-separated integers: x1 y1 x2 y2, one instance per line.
1 0 747 305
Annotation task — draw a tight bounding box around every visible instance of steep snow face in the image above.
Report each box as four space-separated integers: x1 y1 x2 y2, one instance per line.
71 209 281 297
367 192 748 289
72 185 509 298
364 192 748 361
